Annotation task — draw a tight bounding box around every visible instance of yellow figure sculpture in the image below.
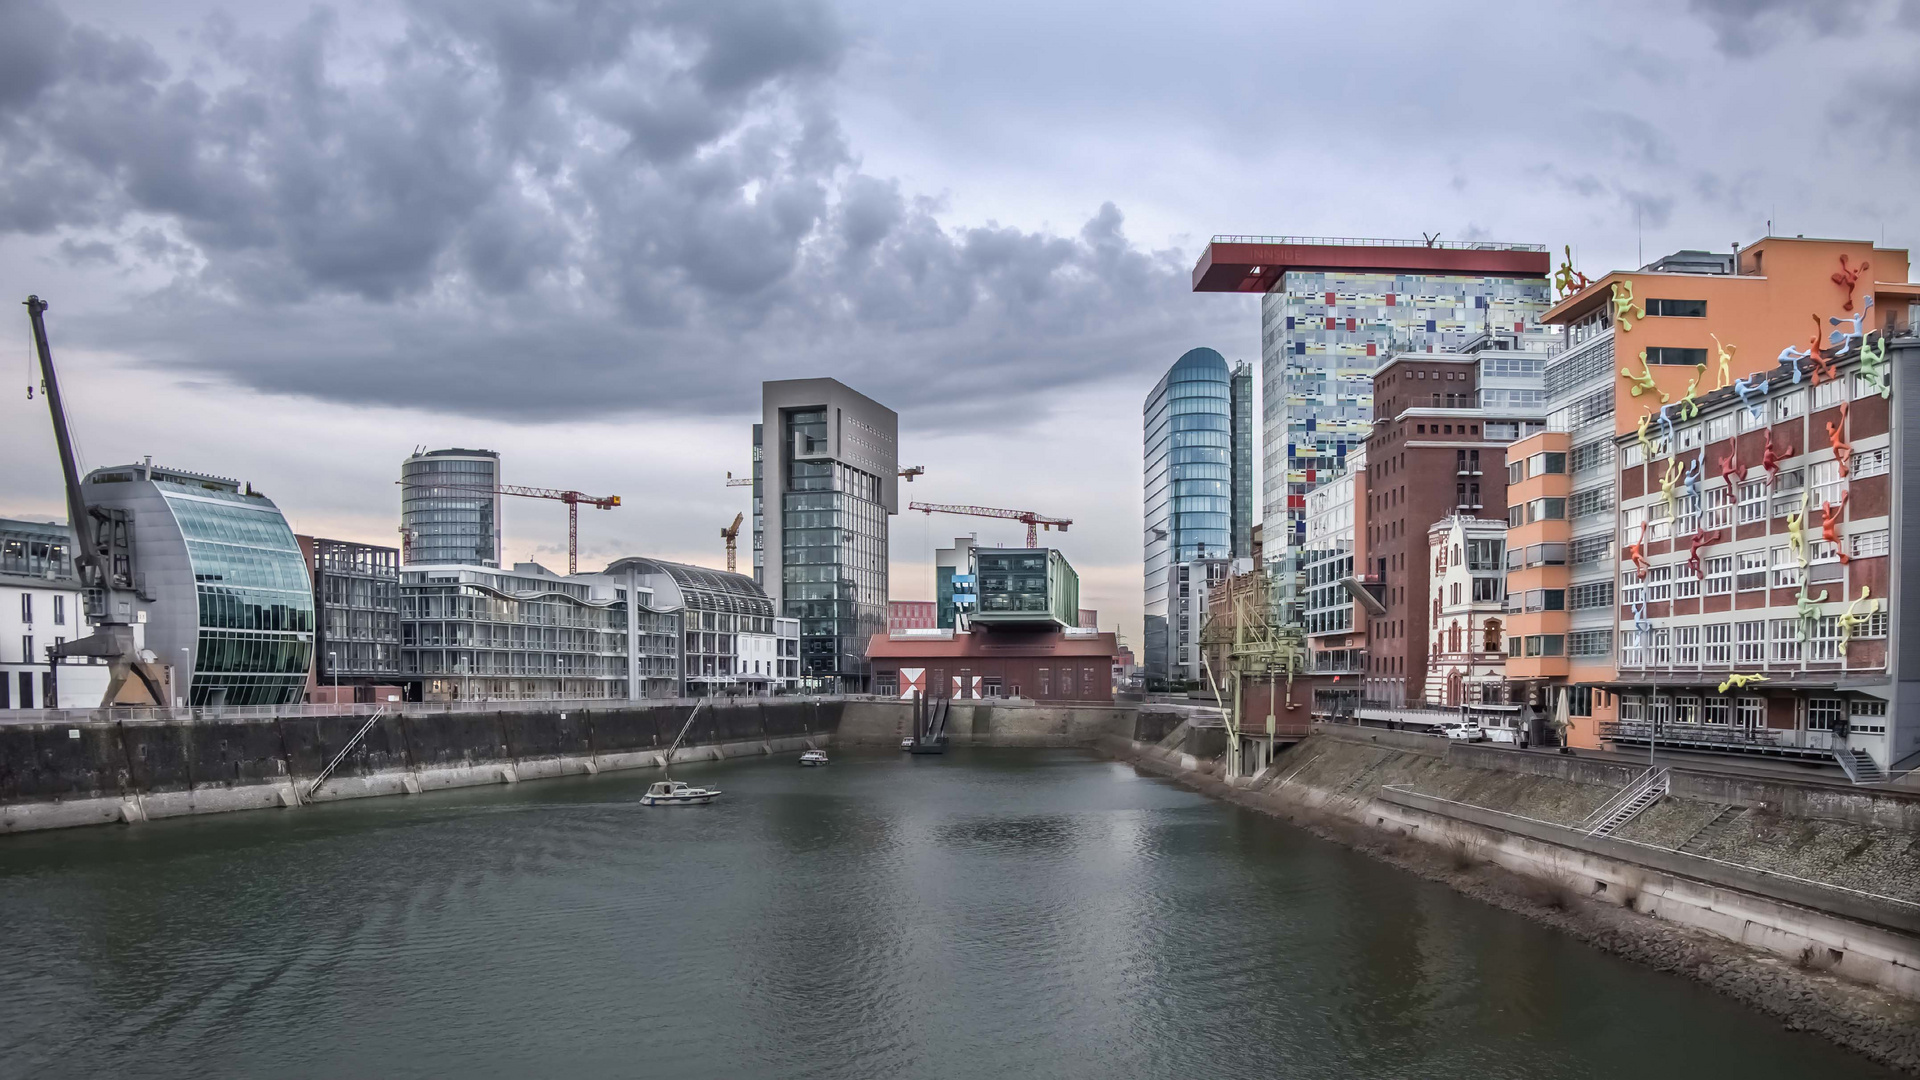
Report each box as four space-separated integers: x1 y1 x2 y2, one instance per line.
1786 491 1810 569
1709 333 1735 391
1660 456 1683 518
1636 410 1656 460
1621 350 1666 401
1612 279 1645 332
1678 363 1705 421
1554 245 1592 300
1838 586 1881 652
1718 673 1770 693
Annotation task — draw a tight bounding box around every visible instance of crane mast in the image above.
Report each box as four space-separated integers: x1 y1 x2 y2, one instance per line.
408 482 620 574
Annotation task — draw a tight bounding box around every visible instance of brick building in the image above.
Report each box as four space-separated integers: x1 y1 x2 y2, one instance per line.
865 626 1119 703
1359 343 1547 708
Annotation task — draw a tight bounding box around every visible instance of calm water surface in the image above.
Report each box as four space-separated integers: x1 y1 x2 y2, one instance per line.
0 748 1894 1079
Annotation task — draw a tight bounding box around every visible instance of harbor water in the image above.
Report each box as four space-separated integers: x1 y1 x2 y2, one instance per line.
0 748 1895 1078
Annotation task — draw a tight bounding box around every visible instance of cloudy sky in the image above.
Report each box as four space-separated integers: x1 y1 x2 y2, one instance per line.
2 0 1917 645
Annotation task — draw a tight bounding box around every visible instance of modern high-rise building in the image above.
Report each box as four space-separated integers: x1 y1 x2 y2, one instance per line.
1192 236 1555 622
400 448 502 567
76 463 315 707
1142 348 1253 683
755 379 898 689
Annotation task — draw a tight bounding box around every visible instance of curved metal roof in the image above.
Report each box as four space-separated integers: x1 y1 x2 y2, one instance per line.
602 557 773 617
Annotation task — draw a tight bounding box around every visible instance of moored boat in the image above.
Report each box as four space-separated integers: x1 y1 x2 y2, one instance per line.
641 780 721 805
799 749 829 766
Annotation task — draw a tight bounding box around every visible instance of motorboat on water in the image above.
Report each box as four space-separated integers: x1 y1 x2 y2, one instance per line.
900 737 916 751
643 701 721 806
799 749 829 766
641 780 721 805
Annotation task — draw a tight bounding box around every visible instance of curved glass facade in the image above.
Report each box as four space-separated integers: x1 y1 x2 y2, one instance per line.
162 484 315 706
1144 348 1254 683
401 450 501 566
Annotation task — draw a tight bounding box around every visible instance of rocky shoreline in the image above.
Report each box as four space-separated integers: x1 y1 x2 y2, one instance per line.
1104 740 1920 1075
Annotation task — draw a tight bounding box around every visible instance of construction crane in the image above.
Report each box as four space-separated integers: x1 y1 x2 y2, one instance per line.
899 466 925 482
406 482 620 574
908 502 1071 548
725 471 751 487
721 512 744 573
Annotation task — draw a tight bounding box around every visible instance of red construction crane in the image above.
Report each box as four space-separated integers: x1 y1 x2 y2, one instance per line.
406 482 620 574
908 501 1071 548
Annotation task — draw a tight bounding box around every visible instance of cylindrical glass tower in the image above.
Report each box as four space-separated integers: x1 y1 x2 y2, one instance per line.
400 449 502 566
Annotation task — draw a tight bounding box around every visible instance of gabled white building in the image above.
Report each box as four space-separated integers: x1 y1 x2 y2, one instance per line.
1423 515 1508 707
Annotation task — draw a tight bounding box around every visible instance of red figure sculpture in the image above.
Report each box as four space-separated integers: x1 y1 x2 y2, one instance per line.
1718 446 1742 500
1822 493 1851 564
1832 254 1869 312
1807 315 1839 385
1762 428 1793 486
1827 400 1852 478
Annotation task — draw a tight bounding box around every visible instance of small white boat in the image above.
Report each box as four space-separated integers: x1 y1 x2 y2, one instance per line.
641 780 721 805
900 737 916 751
799 749 829 766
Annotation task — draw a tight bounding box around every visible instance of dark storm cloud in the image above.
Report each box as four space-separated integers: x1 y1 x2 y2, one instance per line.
0 0 1222 425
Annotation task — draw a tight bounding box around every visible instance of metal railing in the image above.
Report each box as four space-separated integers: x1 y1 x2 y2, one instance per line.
0 694 854 726
1378 785 1920 915
1577 767 1664 833
1208 235 1549 253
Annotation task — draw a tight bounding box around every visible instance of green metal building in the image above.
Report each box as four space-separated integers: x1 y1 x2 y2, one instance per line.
969 548 1080 629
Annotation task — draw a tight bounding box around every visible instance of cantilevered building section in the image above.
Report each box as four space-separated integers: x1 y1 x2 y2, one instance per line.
1193 236 1555 622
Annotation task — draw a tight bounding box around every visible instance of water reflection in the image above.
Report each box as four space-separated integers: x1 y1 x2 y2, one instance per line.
0 748 1894 1079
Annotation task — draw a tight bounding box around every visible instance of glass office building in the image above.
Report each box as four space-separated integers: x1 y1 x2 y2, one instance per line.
758 379 899 690
401 448 502 566
79 463 314 707
401 564 659 701
1142 348 1251 682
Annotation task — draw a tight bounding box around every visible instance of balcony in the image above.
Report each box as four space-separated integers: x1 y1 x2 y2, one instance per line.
1598 720 1842 762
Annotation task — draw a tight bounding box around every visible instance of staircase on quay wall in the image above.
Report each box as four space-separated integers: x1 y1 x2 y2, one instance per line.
1582 768 1671 838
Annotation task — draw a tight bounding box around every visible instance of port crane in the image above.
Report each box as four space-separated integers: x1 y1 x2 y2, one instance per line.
404 482 620 574
721 512 744 573
907 502 1071 548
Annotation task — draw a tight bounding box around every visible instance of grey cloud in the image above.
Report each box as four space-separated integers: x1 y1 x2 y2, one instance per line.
4 0 1224 429
1684 0 1876 56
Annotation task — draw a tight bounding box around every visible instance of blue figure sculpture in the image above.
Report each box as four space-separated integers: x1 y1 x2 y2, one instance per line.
1733 373 1770 421
1828 295 1874 352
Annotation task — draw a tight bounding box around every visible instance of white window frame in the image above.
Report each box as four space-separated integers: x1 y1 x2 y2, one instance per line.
1705 555 1733 596
1851 530 1890 559
1705 623 1731 665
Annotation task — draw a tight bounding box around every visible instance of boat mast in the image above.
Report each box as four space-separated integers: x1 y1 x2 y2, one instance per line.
662 699 707 781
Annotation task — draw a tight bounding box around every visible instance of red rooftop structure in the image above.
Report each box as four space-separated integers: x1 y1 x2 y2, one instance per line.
1191 235 1552 294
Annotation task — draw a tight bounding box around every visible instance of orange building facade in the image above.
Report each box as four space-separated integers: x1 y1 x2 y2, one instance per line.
1501 236 1918 771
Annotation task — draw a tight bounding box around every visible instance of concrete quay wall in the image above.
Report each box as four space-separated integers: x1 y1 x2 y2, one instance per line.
1101 724 1920 1005
0 699 840 835
836 698 1147 747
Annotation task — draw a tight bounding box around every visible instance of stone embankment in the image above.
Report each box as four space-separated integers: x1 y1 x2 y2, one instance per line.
1100 720 1920 1074
0 698 840 833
